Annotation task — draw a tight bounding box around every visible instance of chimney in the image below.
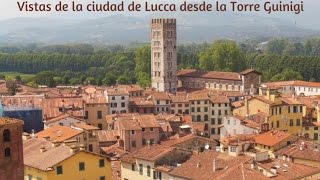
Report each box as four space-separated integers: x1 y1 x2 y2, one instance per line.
43 135 50 141
196 162 201 168
79 144 85 151
40 145 46 153
31 129 35 138
270 167 277 175
250 162 254 169
213 159 216 172
147 140 150 148
245 97 249 115
52 141 60 147
22 132 31 141
70 145 78 153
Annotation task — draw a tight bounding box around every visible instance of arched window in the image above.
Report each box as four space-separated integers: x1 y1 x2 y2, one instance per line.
197 115 201 122
3 129 10 142
204 115 208 121
5 148 11 157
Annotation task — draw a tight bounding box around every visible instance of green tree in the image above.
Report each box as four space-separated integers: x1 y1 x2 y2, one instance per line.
270 68 303 82
135 45 151 88
199 40 246 72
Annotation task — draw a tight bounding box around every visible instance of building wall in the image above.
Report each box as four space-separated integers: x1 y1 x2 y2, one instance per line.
255 135 298 158
268 105 304 134
242 72 261 94
189 100 230 140
0 122 24 180
171 102 189 115
151 18 177 93
233 98 270 117
84 103 109 130
178 77 242 91
24 166 48 180
25 151 111 180
155 100 171 114
105 94 129 114
303 126 320 143
220 116 259 139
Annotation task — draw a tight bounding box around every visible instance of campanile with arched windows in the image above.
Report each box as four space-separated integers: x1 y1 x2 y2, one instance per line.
0 117 24 180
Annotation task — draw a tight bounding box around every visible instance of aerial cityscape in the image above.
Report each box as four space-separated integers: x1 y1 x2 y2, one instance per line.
2 16 320 180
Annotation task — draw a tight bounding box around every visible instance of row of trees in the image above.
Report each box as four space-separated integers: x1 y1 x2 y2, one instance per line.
1 40 320 88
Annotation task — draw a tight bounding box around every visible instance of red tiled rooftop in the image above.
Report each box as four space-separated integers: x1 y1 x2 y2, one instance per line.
177 69 242 81
254 130 294 147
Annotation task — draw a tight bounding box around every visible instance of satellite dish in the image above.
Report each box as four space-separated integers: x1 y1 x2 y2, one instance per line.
205 144 210 150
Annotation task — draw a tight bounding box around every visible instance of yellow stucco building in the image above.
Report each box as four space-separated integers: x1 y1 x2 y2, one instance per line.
23 138 111 180
233 88 305 135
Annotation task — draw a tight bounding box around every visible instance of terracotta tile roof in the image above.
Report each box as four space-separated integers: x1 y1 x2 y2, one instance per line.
297 96 320 108
254 130 294 147
231 115 261 129
232 100 244 108
161 134 215 147
177 69 242 81
151 92 171 100
190 122 206 132
72 122 99 130
1 94 45 108
0 117 24 126
252 96 275 105
262 80 320 88
83 95 107 104
275 139 320 162
117 119 142 131
96 130 119 142
219 90 244 97
36 125 83 142
105 88 129 96
210 95 230 103
129 96 154 106
240 69 262 75
42 97 84 119
170 93 189 103
113 113 160 129
169 150 266 180
83 86 97 94
281 97 303 105
45 113 83 124
257 158 320 179
158 121 173 133
23 138 76 171
138 114 160 128
220 134 256 147
122 145 176 162
101 144 127 158
188 92 209 101
156 114 182 122
115 84 143 92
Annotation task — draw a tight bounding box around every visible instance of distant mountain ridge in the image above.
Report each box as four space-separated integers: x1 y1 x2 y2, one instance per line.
0 14 319 45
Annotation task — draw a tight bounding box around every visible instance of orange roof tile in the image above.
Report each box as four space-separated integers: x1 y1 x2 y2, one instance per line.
254 131 294 147
96 130 119 142
177 69 242 81
36 125 83 142
262 80 320 88
169 150 267 180
0 117 24 126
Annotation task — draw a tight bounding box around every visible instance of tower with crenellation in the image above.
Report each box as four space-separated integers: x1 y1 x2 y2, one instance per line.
151 18 177 93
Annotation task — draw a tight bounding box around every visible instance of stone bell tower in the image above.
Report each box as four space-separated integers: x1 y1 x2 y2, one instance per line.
151 18 177 93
